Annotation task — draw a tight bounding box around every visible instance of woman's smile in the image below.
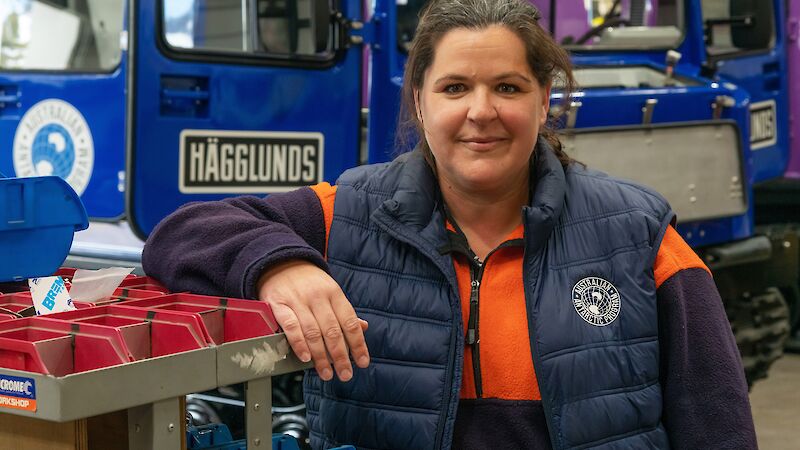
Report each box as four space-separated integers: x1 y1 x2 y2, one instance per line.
459 136 508 152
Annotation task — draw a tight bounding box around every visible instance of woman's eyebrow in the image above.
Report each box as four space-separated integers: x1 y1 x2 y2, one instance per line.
433 74 470 84
433 72 533 85
493 72 533 83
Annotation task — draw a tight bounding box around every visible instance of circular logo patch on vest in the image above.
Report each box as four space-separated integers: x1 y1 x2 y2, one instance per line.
13 99 94 196
572 277 621 327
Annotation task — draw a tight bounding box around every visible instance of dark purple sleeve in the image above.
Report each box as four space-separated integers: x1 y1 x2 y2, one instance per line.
658 267 757 449
141 187 327 299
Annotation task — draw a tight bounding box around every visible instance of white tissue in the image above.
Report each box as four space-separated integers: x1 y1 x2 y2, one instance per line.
68 267 135 302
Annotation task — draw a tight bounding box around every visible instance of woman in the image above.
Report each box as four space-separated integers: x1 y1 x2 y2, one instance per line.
143 0 756 448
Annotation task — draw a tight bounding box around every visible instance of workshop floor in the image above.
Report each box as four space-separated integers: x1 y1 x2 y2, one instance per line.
750 353 800 449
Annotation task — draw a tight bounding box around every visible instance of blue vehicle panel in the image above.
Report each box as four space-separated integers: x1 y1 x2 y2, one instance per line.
551 62 753 248
128 0 364 238
366 0 406 163
708 0 788 183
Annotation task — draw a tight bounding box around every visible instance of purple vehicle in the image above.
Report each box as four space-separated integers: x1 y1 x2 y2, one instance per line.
786 0 800 178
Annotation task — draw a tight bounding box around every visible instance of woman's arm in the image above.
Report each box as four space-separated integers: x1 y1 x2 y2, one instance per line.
142 187 328 298
142 184 369 382
655 227 757 449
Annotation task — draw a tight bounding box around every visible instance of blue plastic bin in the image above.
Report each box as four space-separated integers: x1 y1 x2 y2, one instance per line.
0 176 88 282
186 424 357 450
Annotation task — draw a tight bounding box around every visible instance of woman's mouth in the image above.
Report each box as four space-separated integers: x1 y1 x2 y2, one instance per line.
460 137 506 151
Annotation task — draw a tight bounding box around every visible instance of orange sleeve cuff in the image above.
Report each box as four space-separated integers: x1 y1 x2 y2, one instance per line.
308 183 337 256
654 226 710 289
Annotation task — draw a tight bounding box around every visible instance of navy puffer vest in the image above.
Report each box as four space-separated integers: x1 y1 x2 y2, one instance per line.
305 143 674 450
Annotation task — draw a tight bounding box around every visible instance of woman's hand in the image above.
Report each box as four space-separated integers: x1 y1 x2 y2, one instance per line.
257 260 370 382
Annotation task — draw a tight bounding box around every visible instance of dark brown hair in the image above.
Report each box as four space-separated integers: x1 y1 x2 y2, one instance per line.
397 0 577 167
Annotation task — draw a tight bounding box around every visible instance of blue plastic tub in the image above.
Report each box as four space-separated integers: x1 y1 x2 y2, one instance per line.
0 176 88 282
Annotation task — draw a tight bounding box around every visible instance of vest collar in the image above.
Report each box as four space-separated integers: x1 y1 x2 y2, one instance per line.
380 149 441 230
523 139 566 253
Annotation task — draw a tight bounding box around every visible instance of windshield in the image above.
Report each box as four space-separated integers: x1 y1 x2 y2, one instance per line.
0 0 125 71
551 0 683 50
163 0 335 57
397 0 683 52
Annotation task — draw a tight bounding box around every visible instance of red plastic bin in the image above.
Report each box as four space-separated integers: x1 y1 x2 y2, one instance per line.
0 317 133 376
54 267 139 285
88 288 165 306
0 292 95 315
0 281 30 294
53 267 77 284
0 313 16 322
119 294 280 345
46 305 208 360
117 276 170 294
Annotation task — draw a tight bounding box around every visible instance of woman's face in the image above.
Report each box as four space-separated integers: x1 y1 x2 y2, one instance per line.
416 25 550 195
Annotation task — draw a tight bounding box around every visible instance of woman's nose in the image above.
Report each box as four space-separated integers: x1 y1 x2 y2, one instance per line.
466 89 498 124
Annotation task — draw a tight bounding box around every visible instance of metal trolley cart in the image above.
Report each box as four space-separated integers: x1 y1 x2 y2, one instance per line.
0 281 313 450
0 176 339 449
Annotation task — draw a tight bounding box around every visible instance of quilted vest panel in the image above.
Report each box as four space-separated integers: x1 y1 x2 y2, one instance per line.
527 169 673 449
306 152 463 450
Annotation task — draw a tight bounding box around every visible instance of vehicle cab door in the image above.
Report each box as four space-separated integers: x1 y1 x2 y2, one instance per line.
0 0 128 218
702 0 788 182
128 0 363 238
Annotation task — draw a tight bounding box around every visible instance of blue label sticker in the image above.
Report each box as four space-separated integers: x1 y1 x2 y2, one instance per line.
0 374 36 399
0 374 37 412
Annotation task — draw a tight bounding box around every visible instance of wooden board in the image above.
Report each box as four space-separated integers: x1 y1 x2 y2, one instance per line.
0 397 188 450
0 413 87 450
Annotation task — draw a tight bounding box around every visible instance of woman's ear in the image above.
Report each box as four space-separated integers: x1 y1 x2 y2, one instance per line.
540 83 552 125
414 88 423 123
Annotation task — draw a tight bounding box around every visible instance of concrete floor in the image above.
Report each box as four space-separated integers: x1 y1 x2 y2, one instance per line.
750 353 800 449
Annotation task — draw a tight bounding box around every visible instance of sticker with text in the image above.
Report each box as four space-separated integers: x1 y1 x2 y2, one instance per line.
29 276 76 316
0 374 37 412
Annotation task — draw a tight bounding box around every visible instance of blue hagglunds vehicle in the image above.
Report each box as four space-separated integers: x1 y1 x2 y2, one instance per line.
0 4 799 444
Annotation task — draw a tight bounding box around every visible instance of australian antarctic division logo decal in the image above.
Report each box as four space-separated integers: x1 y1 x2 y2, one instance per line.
572 276 621 327
13 99 94 195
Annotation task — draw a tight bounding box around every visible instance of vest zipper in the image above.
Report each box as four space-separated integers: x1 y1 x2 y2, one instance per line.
521 209 559 448
464 240 520 398
435 304 458 450
466 255 484 397
441 211 524 400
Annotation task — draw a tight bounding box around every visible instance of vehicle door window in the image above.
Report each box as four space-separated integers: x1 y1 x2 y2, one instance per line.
702 0 775 56
163 0 335 58
558 0 683 50
398 0 684 52
0 0 125 72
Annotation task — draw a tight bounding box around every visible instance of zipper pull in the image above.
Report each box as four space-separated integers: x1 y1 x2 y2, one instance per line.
466 280 480 345
467 329 476 345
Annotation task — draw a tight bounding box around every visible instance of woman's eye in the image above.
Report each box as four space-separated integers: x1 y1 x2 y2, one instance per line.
444 84 466 94
497 83 519 93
